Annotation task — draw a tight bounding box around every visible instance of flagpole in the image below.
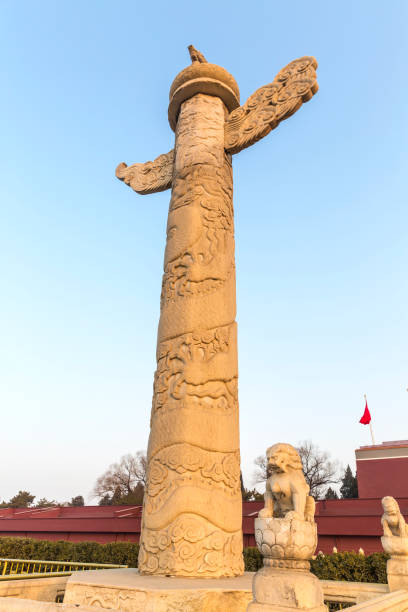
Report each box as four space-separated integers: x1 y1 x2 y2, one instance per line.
369 422 375 445
364 394 375 445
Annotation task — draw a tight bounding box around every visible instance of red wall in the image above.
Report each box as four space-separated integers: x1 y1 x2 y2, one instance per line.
0 505 142 544
356 457 408 499
1 499 407 554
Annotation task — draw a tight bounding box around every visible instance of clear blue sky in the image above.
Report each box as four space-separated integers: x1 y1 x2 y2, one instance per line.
1 0 407 503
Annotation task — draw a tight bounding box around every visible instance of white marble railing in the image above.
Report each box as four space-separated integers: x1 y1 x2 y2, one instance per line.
348 590 408 612
322 580 389 605
322 580 408 612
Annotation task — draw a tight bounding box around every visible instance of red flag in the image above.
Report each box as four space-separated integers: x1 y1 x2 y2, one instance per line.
359 400 371 425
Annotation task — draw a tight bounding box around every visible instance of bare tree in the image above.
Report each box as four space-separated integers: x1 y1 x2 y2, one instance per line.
92 451 147 503
253 454 268 485
253 441 339 500
297 441 339 499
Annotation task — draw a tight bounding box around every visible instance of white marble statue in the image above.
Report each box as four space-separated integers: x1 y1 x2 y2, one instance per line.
380 496 408 592
248 443 325 612
259 443 315 522
381 496 408 538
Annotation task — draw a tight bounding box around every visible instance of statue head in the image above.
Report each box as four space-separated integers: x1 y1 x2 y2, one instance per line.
266 443 303 475
382 496 400 516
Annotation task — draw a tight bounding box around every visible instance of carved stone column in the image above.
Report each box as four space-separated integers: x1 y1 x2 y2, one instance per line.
138 92 243 577
115 48 318 579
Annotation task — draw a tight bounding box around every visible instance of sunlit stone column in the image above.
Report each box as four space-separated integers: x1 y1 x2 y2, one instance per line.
138 90 243 577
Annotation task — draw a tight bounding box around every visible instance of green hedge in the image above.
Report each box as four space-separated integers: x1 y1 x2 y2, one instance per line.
0 538 388 583
311 552 388 584
244 549 388 583
0 538 139 568
243 547 263 571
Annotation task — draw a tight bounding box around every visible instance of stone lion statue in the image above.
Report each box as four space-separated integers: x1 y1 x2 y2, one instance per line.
381 496 408 537
258 443 315 522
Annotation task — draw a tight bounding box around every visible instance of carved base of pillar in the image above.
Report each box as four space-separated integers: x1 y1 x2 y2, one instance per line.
64 568 253 611
247 567 326 612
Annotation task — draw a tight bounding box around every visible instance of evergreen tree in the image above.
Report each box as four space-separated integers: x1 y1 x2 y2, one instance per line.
36 498 57 507
98 494 112 506
240 471 263 501
110 486 123 505
118 482 144 505
340 465 358 498
325 487 339 499
70 495 84 506
9 491 35 507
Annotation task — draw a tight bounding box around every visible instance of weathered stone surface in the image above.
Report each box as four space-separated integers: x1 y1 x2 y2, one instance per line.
0 575 68 602
383 538 408 557
255 517 317 565
344 590 408 612
248 444 325 612
259 443 316 523
168 46 240 131
387 557 408 593
0 597 100 611
381 497 408 592
381 497 408 539
248 567 326 612
320 580 388 605
137 93 243 578
115 150 174 195
116 49 318 578
64 569 253 611
224 57 318 155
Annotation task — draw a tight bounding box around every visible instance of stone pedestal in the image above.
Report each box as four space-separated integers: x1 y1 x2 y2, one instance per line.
248 517 326 612
64 568 253 611
248 567 326 612
386 557 408 592
382 536 408 592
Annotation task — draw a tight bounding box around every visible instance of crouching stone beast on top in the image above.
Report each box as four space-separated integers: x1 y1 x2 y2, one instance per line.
258 442 315 522
381 496 408 538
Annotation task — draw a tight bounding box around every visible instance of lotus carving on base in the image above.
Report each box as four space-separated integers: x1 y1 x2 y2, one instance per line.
255 517 317 560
